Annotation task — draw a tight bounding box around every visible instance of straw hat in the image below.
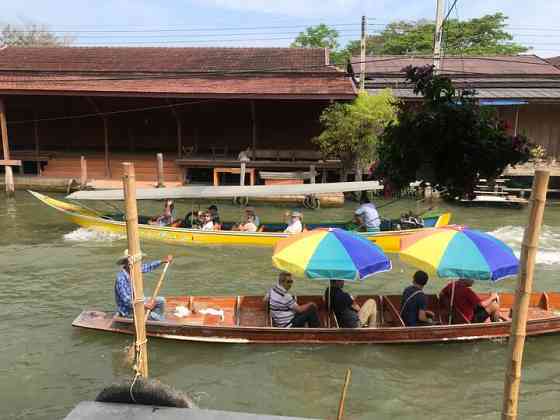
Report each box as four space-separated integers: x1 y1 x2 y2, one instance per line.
117 248 146 265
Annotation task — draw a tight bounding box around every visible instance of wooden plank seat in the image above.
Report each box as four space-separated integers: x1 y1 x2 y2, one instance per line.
162 296 237 326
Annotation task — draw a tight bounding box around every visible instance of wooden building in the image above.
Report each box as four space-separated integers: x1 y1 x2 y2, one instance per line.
0 47 355 184
354 55 560 158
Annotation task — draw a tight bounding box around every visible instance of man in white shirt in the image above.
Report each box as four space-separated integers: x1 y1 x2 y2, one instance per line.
284 211 303 234
354 196 380 232
201 212 214 231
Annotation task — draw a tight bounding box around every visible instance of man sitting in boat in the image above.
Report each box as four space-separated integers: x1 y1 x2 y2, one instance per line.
200 212 214 231
115 250 172 321
400 270 435 326
233 213 258 232
207 205 221 229
324 280 377 328
149 199 175 226
245 207 260 228
264 272 320 328
354 194 380 232
284 211 303 234
440 279 510 323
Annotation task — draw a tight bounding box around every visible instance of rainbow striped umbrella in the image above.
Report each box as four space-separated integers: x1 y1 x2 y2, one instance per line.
272 228 391 281
399 226 518 282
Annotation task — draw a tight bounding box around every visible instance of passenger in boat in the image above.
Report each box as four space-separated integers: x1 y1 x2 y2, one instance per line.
284 211 303 234
233 213 258 232
245 207 260 228
264 272 320 328
207 205 221 229
200 212 214 231
114 250 173 321
440 279 510 323
324 280 378 327
354 194 380 232
400 270 435 326
149 199 175 226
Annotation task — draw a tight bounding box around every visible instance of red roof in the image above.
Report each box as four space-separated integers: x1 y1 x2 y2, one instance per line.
352 55 560 76
0 46 334 73
0 47 354 99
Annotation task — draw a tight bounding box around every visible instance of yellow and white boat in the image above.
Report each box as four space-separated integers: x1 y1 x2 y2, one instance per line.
30 187 451 251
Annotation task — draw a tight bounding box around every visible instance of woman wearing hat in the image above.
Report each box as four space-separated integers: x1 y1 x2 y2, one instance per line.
115 250 173 321
284 210 303 234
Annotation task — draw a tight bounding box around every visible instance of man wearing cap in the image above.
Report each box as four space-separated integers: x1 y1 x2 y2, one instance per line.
115 250 173 321
284 210 303 234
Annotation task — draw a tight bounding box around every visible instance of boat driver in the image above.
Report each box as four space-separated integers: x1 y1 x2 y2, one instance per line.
114 250 173 321
354 194 380 232
284 210 303 234
264 272 320 328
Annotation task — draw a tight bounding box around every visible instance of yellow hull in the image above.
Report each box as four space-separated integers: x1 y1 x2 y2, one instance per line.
29 191 451 252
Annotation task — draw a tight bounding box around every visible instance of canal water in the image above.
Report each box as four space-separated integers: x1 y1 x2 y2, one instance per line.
1 192 560 419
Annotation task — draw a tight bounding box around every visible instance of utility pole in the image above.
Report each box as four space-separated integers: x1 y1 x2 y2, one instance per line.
433 0 446 74
359 15 367 91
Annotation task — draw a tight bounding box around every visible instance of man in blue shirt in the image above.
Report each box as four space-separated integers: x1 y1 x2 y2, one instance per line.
115 250 172 321
354 195 380 232
400 270 435 327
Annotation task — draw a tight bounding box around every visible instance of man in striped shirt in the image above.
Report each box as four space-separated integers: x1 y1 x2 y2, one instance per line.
264 272 320 328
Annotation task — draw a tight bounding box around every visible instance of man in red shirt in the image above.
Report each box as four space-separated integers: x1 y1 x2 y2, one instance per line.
440 279 508 323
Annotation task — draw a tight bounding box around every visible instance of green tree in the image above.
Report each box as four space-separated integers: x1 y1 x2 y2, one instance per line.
1 23 72 46
376 65 533 198
290 24 349 65
345 13 528 56
313 90 399 180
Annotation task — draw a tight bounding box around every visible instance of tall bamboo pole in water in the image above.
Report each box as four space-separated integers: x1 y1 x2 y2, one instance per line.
502 169 549 420
123 162 149 378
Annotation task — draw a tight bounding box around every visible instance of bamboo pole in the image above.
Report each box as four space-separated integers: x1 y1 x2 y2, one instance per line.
144 260 171 322
80 156 87 188
337 368 352 420
0 98 14 196
156 153 165 188
123 162 149 378
501 170 550 420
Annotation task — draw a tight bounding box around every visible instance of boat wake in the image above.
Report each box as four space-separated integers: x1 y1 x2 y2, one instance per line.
63 228 125 242
489 225 560 265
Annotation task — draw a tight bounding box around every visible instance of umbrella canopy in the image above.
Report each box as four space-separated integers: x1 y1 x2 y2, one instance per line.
399 226 519 282
272 228 391 282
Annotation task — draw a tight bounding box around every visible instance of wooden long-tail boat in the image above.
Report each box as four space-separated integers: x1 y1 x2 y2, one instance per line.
29 191 451 251
72 292 560 344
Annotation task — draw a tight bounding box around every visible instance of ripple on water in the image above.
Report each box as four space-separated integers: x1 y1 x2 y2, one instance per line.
489 225 560 266
63 228 125 243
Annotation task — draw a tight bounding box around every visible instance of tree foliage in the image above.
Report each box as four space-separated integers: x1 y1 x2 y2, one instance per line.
313 90 399 173
376 66 533 198
1 23 72 47
291 24 339 50
319 13 528 66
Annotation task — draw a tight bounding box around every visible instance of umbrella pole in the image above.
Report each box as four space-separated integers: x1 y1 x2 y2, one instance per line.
448 280 456 325
502 170 549 420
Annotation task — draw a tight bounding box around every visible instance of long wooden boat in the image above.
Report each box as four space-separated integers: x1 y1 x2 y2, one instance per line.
29 191 451 251
72 292 560 344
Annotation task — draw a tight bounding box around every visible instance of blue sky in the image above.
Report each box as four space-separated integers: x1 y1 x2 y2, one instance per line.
3 0 560 57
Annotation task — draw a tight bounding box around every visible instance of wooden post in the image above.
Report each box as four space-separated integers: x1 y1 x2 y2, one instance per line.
122 162 149 378
156 153 165 188
310 165 316 184
0 98 14 196
239 161 246 187
250 101 257 150
337 368 352 420
34 114 41 176
80 156 88 188
514 107 519 137
103 117 110 178
501 170 550 420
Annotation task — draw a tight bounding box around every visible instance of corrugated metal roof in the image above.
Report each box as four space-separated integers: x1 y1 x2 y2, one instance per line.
367 87 560 100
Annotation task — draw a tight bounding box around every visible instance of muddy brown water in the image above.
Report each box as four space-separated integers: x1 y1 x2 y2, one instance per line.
1 192 560 419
